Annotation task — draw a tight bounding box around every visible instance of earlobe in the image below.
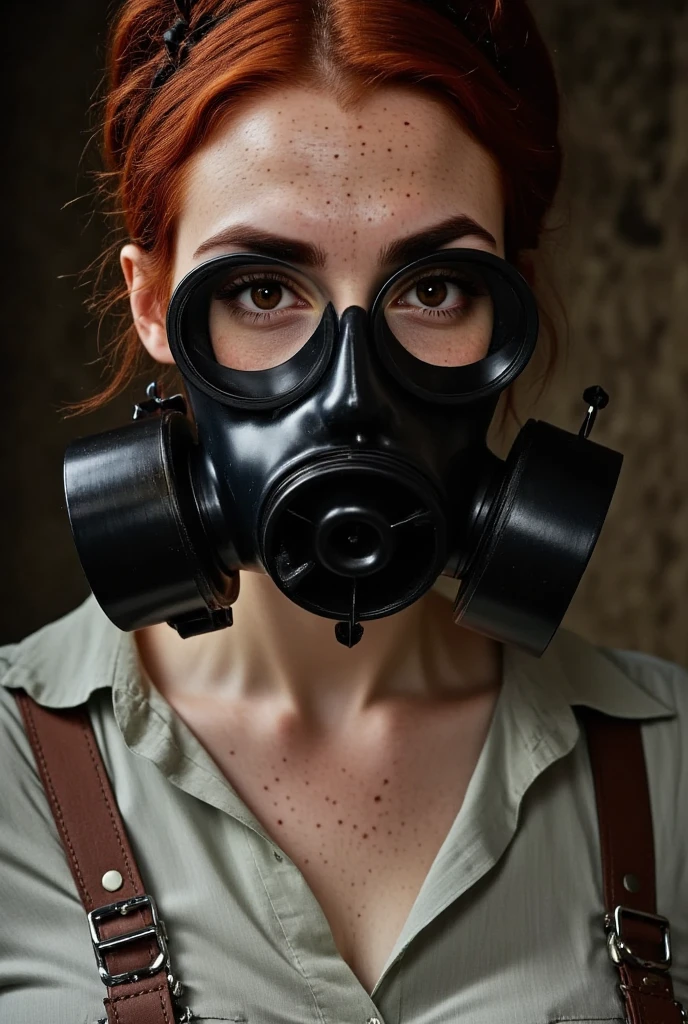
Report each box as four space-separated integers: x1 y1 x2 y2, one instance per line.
120 243 175 364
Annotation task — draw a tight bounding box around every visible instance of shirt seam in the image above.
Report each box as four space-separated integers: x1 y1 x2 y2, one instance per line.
121 687 238 787
242 831 328 1024
112 688 265 834
549 1018 625 1022
597 646 679 714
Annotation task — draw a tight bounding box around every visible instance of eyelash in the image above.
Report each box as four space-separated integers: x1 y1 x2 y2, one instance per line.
214 272 307 323
392 269 483 318
214 269 481 322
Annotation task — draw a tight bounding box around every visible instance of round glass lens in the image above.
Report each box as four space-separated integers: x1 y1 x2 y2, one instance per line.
207 263 327 370
382 262 495 366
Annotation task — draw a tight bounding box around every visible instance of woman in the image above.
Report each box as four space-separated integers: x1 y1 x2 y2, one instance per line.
0 1 685 1022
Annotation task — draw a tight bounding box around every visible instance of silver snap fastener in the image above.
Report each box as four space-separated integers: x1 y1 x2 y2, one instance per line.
623 873 640 893
101 869 124 892
367 1018 382 1024
274 852 283 862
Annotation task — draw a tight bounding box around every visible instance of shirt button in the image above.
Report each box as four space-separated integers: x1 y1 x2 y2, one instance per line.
274 851 283 862
367 1018 381 1024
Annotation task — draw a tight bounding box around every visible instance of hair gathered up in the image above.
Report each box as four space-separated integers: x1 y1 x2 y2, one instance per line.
151 0 227 89
78 0 562 417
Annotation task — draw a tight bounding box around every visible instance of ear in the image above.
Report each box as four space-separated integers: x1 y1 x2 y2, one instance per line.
120 244 174 364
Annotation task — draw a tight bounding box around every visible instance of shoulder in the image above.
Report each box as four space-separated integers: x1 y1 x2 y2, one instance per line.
599 643 688 721
540 632 688 975
0 596 122 826
591 642 687 793
0 604 84 798
595 643 687 912
0 646 68 867
0 593 129 709
0 595 135 878
517 625 687 846
0 657 38 780
550 625 687 732
0 628 46 792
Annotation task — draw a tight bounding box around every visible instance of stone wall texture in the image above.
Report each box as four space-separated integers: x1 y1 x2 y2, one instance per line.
529 0 688 665
2 0 687 665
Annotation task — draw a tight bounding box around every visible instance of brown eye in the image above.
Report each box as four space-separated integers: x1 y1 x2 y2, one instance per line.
207 265 328 371
252 283 283 310
383 264 495 367
415 278 448 308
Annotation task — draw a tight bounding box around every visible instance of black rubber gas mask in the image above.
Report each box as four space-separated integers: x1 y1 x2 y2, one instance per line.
65 248 622 655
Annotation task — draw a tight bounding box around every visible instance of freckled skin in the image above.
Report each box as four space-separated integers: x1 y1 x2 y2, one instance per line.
128 82 506 997
170 85 504 310
178 688 496 995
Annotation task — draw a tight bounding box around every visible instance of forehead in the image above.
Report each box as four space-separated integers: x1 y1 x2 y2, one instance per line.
175 84 504 262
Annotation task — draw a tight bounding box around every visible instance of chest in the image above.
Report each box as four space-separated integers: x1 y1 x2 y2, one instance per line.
10 719 679 1024
165 691 499 993
8 688 687 1022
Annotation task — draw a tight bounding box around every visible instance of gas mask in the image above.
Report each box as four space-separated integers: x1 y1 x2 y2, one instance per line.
65 248 622 655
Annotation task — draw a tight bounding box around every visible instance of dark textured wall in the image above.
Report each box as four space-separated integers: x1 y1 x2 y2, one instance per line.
2 1 687 664
2 0 126 644
528 0 688 664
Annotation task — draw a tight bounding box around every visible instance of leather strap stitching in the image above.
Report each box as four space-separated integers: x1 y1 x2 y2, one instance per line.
582 708 683 1024
79 717 140 892
107 984 173 1024
17 694 92 906
14 690 181 1023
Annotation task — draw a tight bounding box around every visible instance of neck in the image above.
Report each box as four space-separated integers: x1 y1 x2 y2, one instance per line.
135 573 503 727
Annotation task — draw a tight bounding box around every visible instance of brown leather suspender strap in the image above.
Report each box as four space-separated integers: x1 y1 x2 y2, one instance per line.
14 689 183 1024
582 707 684 1024
13 689 684 1023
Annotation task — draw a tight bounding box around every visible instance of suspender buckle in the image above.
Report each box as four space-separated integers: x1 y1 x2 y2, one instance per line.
607 905 672 972
87 893 171 986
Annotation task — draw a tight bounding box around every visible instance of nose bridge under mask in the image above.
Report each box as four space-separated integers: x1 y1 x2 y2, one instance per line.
321 305 399 437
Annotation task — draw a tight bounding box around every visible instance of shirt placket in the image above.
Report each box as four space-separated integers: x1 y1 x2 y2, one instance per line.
246 828 393 1024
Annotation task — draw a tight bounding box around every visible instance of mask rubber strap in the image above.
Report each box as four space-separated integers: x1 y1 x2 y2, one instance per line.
13 689 189 1024
581 707 684 1024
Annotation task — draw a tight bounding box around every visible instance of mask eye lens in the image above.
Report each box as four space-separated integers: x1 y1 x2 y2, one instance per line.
207 264 326 370
383 264 495 367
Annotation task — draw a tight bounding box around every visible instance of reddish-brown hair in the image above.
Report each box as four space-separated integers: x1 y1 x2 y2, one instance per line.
78 0 562 419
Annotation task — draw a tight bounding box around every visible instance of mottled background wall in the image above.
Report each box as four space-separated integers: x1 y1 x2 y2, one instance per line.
528 0 688 665
2 0 687 664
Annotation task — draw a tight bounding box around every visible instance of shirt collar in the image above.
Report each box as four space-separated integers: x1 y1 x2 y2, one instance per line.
1 594 139 708
1 591 676 722
506 625 675 722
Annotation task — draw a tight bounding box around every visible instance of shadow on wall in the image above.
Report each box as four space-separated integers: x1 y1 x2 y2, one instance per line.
2 0 687 665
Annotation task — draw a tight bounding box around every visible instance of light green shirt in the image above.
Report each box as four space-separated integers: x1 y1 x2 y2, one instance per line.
0 594 686 1024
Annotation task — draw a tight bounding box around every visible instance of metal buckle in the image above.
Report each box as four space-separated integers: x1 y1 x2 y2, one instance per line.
87 893 171 986
607 905 672 971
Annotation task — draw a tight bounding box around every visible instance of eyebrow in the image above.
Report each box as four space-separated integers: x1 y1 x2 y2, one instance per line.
191 214 497 267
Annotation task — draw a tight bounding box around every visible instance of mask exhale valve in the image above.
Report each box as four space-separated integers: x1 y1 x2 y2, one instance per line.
260 454 447 646
64 248 623 657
